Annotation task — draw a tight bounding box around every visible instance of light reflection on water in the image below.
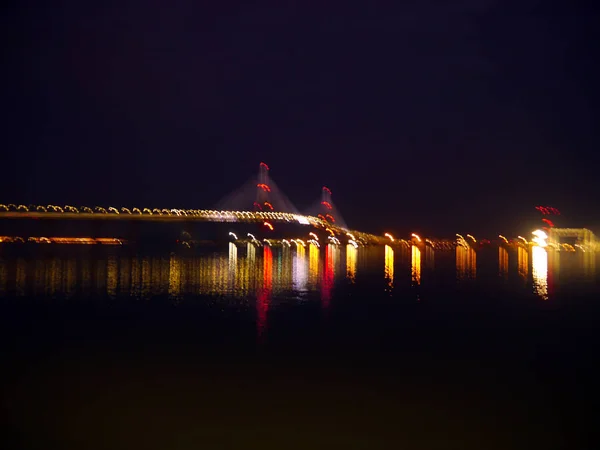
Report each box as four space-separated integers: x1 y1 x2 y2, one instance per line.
456 245 476 281
532 246 548 300
384 245 394 292
411 245 421 286
0 245 597 305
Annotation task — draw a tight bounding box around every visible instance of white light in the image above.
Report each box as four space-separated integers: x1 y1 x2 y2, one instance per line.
295 215 310 225
532 229 548 248
228 232 238 240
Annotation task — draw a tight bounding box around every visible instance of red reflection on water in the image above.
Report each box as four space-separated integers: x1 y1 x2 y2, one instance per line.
321 245 334 310
257 246 272 339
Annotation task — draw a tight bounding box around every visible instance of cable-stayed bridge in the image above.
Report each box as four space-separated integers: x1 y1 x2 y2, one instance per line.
0 162 378 242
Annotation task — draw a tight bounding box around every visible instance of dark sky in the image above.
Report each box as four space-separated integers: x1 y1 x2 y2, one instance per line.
2 1 599 235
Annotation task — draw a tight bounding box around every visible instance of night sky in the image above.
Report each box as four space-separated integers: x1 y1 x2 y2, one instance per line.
3 1 599 235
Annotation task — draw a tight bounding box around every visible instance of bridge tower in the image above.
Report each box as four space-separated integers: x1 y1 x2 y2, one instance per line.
255 162 273 211
319 186 336 225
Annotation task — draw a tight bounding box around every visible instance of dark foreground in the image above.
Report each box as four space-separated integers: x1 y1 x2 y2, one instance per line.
1 244 598 449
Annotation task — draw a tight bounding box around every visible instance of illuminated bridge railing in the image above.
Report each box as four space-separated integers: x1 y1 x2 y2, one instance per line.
0 204 332 226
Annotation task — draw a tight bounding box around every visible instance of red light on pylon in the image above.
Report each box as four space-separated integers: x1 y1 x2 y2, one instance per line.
264 202 273 210
542 218 555 227
325 214 335 223
321 201 332 210
257 183 271 192
253 202 263 210
260 162 270 171
322 186 332 195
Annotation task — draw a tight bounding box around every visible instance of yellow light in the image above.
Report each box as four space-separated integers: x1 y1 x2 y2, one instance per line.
498 235 508 244
466 234 476 243
411 245 421 285
384 233 394 242
385 245 394 288
411 233 422 242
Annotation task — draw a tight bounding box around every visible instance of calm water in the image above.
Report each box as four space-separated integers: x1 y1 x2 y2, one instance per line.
1 243 599 449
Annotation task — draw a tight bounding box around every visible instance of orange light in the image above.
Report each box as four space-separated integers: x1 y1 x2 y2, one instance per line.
325 214 335 223
263 221 274 231
321 201 332 210
264 202 273 210
257 183 271 192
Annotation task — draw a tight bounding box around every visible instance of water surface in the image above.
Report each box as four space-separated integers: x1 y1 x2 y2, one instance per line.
1 243 598 449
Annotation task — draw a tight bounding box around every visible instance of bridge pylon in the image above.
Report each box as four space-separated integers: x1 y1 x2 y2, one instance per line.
314 186 347 229
255 162 274 212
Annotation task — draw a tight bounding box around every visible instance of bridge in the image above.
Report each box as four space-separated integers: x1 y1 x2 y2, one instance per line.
0 162 382 243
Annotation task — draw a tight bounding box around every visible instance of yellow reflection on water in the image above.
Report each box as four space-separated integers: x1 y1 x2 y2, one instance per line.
517 246 528 280
168 253 181 299
384 245 394 290
456 245 476 281
498 247 508 279
411 245 421 285
532 246 548 300
346 244 357 283
308 243 320 288
582 250 596 279
107 254 118 298
228 242 237 272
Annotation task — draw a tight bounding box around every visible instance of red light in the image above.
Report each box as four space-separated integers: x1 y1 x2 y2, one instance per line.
322 186 332 195
542 218 555 227
321 201 332 210
259 162 270 171
257 184 271 192
253 202 263 210
263 202 273 210
257 246 272 340
325 214 335 223
318 214 326 221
